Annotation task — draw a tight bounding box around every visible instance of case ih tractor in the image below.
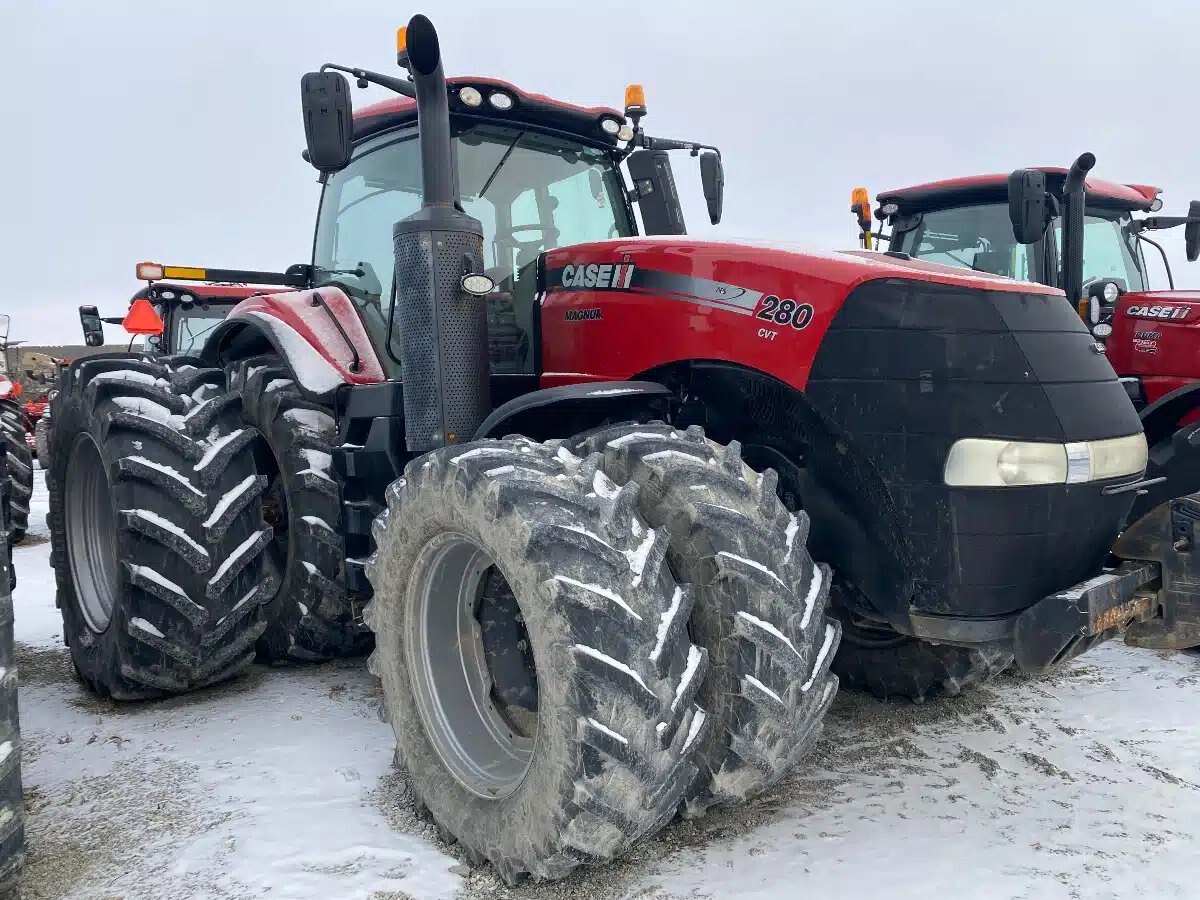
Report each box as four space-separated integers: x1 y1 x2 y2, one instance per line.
859 156 1200 521
44 15 1200 882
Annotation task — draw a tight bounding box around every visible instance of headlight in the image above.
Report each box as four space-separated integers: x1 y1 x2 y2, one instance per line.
944 433 1147 487
1103 282 1120 304
459 86 483 107
600 117 621 136
1093 323 1113 338
488 91 513 110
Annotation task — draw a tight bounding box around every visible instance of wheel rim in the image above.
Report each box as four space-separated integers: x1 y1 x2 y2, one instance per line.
65 433 121 633
407 533 538 799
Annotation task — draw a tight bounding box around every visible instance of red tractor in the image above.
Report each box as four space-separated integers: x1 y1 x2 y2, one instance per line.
43 16 1200 883
862 155 1200 520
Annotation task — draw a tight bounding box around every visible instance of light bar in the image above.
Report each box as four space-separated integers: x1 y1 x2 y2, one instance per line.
944 434 1147 487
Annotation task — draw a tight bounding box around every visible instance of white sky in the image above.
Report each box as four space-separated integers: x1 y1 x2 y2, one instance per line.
5 0 1197 344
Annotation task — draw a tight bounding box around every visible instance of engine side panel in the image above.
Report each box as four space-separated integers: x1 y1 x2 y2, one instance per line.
1106 289 1200 405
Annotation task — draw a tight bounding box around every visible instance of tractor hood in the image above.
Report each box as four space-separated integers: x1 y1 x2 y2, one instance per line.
1105 289 1200 400
540 236 1143 624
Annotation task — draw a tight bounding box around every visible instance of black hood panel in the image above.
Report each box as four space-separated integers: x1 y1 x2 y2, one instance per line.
806 277 1139 619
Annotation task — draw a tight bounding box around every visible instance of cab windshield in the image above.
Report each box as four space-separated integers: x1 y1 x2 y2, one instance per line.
894 202 1148 291
312 123 633 374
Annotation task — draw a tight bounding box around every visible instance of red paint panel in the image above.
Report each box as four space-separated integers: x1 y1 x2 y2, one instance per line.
1106 290 1200 388
226 286 386 385
880 169 1158 210
540 239 1057 390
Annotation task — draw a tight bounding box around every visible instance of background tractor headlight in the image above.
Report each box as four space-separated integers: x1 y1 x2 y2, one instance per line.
944 434 1146 487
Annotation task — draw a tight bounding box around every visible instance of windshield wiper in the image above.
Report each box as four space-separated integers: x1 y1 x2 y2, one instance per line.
478 129 527 199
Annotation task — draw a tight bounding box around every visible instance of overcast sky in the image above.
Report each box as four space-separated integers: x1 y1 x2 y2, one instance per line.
5 0 1197 344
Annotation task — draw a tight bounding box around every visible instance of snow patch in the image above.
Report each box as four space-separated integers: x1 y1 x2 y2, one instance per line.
737 610 801 658
302 448 332 472
130 617 165 639
592 469 620 499
297 467 335 483
585 717 629 745
672 645 704 712
607 430 675 449
110 396 176 425
718 550 786 588
745 674 783 704
122 509 208 559
298 602 309 617
239 312 345 394
554 575 641 621
128 564 190 601
450 446 511 463
682 708 706 752
194 429 245 471
800 564 824 629
801 624 837 692
650 587 683 664
284 408 335 432
644 448 706 465
573 644 651 692
265 378 294 393
625 527 657 587
587 387 641 397
202 475 258 528
783 514 800 563
209 530 263 587
301 515 334 531
484 464 515 477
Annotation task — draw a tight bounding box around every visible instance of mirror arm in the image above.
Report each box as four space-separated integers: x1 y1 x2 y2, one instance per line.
1135 215 1200 232
320 63 415 98
1134 233 1175 290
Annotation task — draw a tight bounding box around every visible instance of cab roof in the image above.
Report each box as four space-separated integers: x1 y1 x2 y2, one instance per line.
878 169 1160 215
353 76 626 147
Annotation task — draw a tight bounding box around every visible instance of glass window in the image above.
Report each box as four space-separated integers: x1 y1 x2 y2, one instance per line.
173 307 229 354
896 204 1032 280
1052 213 1147 292
313 124 632 374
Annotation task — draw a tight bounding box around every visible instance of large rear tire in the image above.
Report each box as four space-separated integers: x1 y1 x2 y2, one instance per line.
0 403 32 544
575 424 839 815
48 355 275 699
229 355 368 661
0 447 23 893
366 439 710 884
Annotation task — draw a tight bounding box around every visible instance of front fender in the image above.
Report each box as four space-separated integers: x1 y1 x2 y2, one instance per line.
472 381 672 441
201 286 386 399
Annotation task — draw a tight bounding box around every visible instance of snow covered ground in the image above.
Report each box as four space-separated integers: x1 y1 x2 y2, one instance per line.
12 469 1200 899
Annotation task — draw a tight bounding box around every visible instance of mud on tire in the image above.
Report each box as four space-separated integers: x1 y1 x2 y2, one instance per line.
230 355 368 661
576 423 840 815
365 439 710 884
0 401 32 544
48 354 275 699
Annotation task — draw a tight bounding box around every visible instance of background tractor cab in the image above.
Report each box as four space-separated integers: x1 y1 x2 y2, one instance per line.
861 159 1200 407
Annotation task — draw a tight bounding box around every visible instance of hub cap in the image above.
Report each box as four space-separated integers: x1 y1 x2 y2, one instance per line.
407 533 538 799
65 434 122 632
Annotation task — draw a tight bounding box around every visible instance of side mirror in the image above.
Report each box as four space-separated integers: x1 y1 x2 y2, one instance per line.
699 151 724 225
1008 169 1050 245
79 305 105 347
626 149 686 235
1186 200 1200 263
301 71 354 174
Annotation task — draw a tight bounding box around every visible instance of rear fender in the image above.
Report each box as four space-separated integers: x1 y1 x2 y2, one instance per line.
201 286 386 400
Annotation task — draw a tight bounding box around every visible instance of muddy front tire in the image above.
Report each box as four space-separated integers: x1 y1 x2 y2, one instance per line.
230 356 368 662
576 424 840 815
48 355 274 699
366 439 709 884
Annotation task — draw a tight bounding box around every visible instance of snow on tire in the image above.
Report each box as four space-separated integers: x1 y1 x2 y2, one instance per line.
0 449 22 893
575 423 839 815
230 355 368 661
365 439 710 884
48 354 275 699
0 402 32 544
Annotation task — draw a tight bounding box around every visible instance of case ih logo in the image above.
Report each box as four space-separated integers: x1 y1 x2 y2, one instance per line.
1126 304 1191 320
560 263 635 290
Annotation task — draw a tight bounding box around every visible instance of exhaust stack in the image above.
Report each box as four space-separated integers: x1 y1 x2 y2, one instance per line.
392 14 490 452
1061 152 1096 310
